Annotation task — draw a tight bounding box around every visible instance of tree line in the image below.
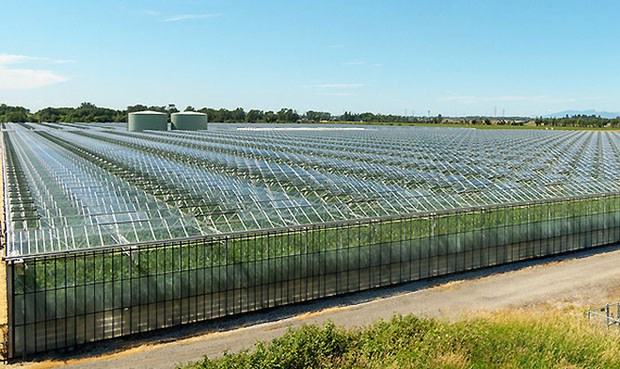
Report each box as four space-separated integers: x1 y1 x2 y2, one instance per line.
1 102 619 127
533 115 620 128
0 103 455 124
1 102 126 123
0 102 313 123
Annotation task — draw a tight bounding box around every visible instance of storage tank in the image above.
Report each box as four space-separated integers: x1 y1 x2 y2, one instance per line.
128 111 168 132
171 111 208 130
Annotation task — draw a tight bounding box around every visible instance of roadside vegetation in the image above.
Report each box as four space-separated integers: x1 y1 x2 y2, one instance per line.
179 310 620 369
2 102 620 129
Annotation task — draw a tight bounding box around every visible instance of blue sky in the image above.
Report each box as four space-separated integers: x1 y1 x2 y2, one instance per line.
1 0 619 116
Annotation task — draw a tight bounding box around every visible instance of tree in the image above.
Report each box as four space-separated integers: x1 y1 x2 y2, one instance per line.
246 109 263 122
231 107 246 122
35 107 72 122
264 111 277 123
305 111 331 122
167 104 179 114
3 110 28 123
276 108 299 122
340 111 361 121
0 104 31 122
127 104 149 113
359 112 376 122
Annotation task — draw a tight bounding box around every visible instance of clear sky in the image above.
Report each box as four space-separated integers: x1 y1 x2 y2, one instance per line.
1 0 619 117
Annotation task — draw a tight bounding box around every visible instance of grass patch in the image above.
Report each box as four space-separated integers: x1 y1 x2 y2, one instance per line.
179 310 620 369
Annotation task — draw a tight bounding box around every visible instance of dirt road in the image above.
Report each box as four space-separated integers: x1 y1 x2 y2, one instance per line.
9 245 620 369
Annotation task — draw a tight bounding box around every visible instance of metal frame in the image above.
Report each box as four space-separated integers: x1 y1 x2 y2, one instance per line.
4 124 620 256
5 192 620 357
4 123 620 357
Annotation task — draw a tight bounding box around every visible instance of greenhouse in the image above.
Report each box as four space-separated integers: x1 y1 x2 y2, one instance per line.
4 122 620 357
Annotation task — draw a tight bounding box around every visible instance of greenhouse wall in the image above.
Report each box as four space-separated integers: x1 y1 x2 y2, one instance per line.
6 193 620 358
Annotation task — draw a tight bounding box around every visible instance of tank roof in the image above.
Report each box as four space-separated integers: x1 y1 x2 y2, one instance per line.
129 110 167 115
172 111 207 116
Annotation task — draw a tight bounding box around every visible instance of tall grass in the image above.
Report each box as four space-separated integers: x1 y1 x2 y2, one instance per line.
179 310 620 369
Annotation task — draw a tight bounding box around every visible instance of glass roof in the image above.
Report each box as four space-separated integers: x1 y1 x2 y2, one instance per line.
4 122 620 256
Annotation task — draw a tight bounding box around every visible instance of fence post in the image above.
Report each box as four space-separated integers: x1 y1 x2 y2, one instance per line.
606 304 610 328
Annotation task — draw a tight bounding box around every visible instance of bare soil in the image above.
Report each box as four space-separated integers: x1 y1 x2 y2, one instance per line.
7 244 620 369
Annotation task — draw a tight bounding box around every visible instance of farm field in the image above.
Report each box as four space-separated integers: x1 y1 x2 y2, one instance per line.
4 123 620 358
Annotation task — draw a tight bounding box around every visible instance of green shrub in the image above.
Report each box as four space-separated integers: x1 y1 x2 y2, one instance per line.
179 311 620 369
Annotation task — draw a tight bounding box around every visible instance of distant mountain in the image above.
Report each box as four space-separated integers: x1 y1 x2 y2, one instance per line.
544 109 620 119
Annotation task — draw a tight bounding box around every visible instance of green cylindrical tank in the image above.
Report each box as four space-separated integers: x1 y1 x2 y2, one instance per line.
171 112 208 130
128 111 168 132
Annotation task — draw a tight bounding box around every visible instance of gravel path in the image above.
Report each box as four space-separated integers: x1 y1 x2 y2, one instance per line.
8 245 620 369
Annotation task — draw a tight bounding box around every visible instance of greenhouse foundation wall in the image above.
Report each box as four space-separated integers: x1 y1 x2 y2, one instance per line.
6 193 620 358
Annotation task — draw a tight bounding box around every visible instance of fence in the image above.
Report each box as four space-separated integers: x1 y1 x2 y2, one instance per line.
5 192 620 358
588 303 620 329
